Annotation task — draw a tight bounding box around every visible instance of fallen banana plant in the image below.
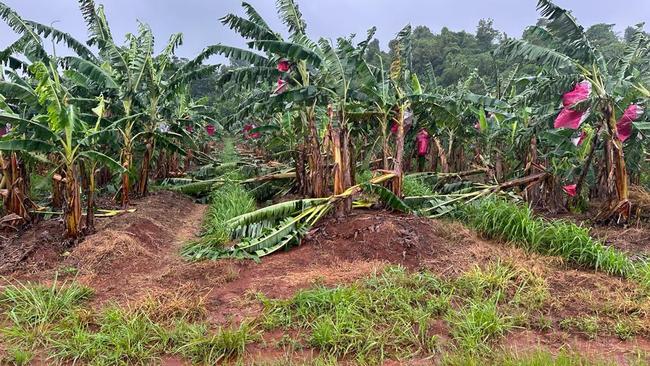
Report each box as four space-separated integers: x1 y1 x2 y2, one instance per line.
195 173 405 260
406 172 549 217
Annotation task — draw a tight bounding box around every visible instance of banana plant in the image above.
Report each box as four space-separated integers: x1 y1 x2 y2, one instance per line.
0 61 123 238
497 0 650 219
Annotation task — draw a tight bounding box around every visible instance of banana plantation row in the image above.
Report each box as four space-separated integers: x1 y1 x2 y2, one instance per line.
0 0 649 242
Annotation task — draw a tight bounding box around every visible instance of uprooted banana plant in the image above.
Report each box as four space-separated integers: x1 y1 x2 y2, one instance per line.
191 173 407 260
405 172 549 217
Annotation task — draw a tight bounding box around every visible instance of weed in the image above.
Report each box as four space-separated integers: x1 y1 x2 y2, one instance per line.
559 316 600 339
446 296 513 354
2 347 33 366
174 322 258 364
463 199 636 278
614 318 638 340
261 266 452 362
403 175 435 197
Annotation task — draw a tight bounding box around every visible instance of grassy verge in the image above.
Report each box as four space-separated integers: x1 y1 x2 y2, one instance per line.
260 262 553 364
459 199 650 288
181 139 257 260
0 279 257 365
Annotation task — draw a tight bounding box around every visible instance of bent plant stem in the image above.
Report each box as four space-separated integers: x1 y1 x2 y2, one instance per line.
120 124 133 208
604 103 630 219
392 106 406 196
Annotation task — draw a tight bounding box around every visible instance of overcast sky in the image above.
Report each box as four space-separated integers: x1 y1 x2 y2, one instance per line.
1 0 649 63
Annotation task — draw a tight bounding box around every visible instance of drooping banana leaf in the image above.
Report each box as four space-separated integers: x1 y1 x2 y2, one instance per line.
360 183 412 213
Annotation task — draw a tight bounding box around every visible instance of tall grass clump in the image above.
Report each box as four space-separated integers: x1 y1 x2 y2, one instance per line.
461 199 634 277
403 175 435 197
0 279 93 348
182 140 257 260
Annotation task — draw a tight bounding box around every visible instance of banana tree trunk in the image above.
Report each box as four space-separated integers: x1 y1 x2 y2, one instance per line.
306 112 325 198
524 135 540 205
184 149 193 172
52 171 64 209
392 107 405 197
121 147 131 208
137 137 154 197
295 145 307 196
382 123 391 171
64 164 82 238
570 127 600 208
604 103 630 218
85 162 97 233
331 124 353 215
1 152 30 223
433 137 449 173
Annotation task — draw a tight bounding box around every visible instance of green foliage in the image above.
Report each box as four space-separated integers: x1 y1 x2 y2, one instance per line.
559 316 600 339
446 296 512 354
261 266 450 363
402 175 435 197
0 279 93 346
443 349 620 366
462 199 634 276
0 279 255 365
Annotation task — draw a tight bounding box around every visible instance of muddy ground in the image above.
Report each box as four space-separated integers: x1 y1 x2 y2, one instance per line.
1 191 650 364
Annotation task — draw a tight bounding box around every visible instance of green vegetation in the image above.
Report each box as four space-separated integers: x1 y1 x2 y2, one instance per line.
261 263 553 363
461 199 641 277
0 280 257 365
182 139 257 260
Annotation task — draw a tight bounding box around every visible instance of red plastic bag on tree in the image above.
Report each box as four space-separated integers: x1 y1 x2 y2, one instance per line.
554 81 591 129
562 81 591 108
555 108 590 129
616 104 644 142
416 129 430 156
563 184 577 197
277 60 290 72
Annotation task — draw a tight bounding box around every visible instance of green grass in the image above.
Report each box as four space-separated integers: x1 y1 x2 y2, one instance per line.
0 280 257 365
260 264 552 363
261 266 450 363
559 316 600 340
181 138 258 260
461 199 635 277
403 175 435 197
443 349 624 366
446 296 513 354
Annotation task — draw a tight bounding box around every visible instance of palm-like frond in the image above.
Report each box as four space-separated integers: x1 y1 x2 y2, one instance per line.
497 38 576 70
615 24 649 86
220 13 279 41
361 183 412 213
208 44 270 66
248 40 322 67
276 0 306 37
0 2 48 61
26 20 97 61
536 0 602 67
62 56 118 90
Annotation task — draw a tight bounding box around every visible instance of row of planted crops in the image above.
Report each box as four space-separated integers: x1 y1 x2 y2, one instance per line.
0 0 650 260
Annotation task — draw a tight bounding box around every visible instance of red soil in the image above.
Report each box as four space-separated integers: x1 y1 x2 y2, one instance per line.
2 193 650 364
